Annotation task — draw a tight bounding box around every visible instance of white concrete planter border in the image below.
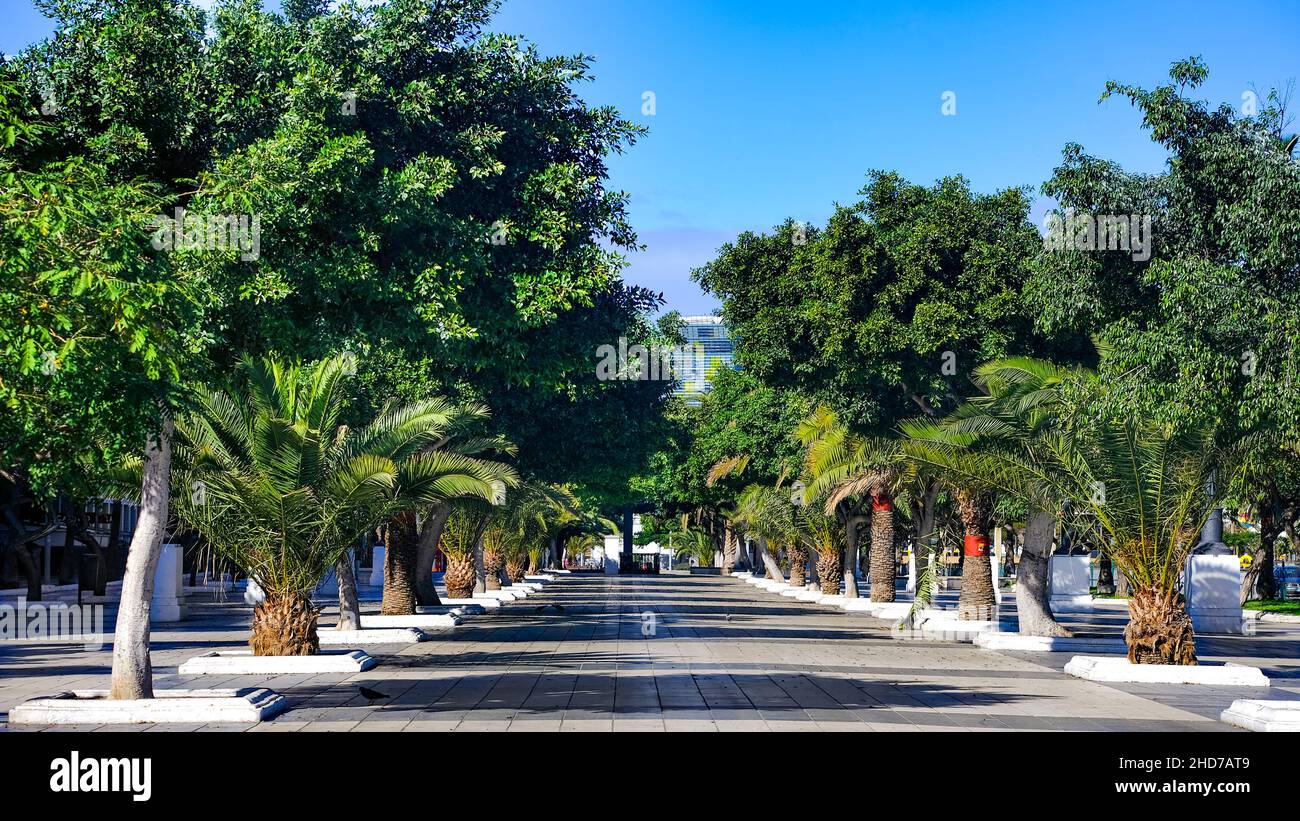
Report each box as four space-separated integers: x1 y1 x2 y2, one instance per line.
179 649 376 675
1220 699 1300 732
974 633 1129 653
360 613 459 629
1064 655 1270 687
318 627 427 645
8 688 287 725
476 590 520 602
440 597 499 610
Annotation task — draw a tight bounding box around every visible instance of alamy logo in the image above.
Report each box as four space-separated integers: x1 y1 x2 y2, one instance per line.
0 598 104 650
50 751 151 802
1042 210 1152 262
149 207 262 261
595 337 703 382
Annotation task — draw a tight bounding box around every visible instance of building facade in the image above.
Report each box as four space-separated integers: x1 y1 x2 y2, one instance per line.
675 315 735 401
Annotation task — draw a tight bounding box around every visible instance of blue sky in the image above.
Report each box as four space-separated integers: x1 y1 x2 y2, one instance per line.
5 1 1298 314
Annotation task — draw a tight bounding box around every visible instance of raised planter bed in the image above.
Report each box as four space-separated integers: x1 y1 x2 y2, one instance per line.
1064 655 1270 687
9 687 288 725
1220 699 1300 731
179 649 376 675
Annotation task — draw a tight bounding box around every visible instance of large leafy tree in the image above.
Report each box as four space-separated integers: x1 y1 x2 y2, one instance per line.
1028 57 1300 594
12 0 663 693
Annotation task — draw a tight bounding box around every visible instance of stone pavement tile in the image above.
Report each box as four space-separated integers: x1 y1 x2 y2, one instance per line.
455 720 513 732
401 720 461 732
508 719 563 731
351 718 414 732
763 719 824 732
246 719 307 732
613 718 666 731
561 718 613 731
664 719 717 731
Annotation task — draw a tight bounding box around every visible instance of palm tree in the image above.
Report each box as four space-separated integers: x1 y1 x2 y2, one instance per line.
439 503 491 599
381 422 517 615
903 357 1091 634
674 526 717 568
169 353 513 655
733 484 798 581
800 405 909 602
907 358 1225 662
797 502 844 596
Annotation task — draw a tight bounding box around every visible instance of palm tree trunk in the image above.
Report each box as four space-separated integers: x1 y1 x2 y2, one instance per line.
869 496 896 602
956 489 996 620
484 548 504 590
756 537 785 581
250 589 320 656
909 480 939 601
380 510 419 615
788 543 807 586
1015 511 1071 636
415 503 450 606
444 554 476 598
1125 586 1197 665
335 552 361 631
109 417 173 700
842 513 863 598
506 557 527 583
816 547 841 595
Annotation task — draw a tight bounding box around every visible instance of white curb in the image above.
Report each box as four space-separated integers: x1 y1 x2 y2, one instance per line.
974 633 1129 653
8 688 288 725
318 627 427 644
1064 655 1270 686
179 649 377 675
1220 699 1300 731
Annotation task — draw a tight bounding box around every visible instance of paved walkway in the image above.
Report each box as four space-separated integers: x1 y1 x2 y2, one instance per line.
2 573 1297 731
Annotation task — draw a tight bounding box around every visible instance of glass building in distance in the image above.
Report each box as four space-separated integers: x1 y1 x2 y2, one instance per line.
676 315 735 402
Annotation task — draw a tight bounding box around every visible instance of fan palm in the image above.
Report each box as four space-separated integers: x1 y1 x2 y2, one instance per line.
674 526 717 568
903 357 1091 633
800 405 908 602
439 503 492 599
905 358 1224 663
381 424 518 614
733 483 798 581
169 353 514 655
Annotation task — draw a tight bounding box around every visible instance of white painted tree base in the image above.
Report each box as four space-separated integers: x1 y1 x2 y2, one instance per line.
360 613 459 629
438 597 499 610
8 688 287 725
779 588 804 597
476 590 520 602
1064 655 1270 686
1220 699 1300 731
418 603 485 616
839 599 880 612
524 575 557 582
974 633 1128 653
179 649 376 675
816 594 844 605
318 627 427 644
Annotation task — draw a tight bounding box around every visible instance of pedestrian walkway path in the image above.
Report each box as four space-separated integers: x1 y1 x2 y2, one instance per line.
3 573 1296 731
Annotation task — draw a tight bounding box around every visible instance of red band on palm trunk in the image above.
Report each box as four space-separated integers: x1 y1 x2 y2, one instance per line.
872 497 892 511
964 535 989 557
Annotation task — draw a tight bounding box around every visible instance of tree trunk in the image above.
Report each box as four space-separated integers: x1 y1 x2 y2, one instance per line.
474 532 487 593
910 480 939 601
1243 497 1279 603
415 503 450 606
107 499 123 587
816 548 841 595
445 554 476 599
379 510 419 615
956 489 996 620
109 418 173 700
506 557 527 584
335 552 361 631
788 543 807 587
58 504 78 585
483 548 504 590
869 497 896 602
757 537 785 582
1016 511 1071 636
842 512 863 598
1125 586 1197 665
250 589 320 656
